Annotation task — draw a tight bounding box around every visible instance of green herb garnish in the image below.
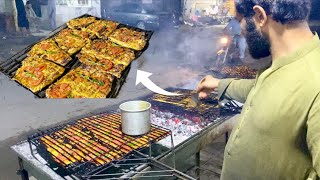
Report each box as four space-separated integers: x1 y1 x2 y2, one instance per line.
71 33 81 38
78 73 105 86
24 70 36 78
112 43 119 46
46 50 57 54
88 60 106 68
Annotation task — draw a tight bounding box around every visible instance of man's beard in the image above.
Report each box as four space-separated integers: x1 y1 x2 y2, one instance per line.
245 18 271 59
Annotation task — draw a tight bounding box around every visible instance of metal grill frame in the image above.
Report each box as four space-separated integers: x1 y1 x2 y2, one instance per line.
27 111 173 179
24 89 241 179
83 150 195 180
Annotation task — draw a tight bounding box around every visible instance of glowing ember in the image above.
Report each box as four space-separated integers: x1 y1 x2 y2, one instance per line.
151 108 210 147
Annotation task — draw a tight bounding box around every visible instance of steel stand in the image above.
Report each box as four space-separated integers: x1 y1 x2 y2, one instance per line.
17 157 29 180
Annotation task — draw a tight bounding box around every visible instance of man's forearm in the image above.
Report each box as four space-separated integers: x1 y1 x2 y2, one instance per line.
218 78 255 103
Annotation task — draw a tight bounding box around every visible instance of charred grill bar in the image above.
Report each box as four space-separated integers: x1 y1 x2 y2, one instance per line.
26 112 174 179
12 89 241 180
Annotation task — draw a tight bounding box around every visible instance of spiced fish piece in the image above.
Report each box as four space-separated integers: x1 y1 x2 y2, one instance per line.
28 39 72 66
83 20 109 38
100 20 120 39
77 53 114 72
67 16 96 30
80 40 135 63
77 53 128 78
13 57 65 93
54 28 90 55
46 66 113 98
109 27 147 51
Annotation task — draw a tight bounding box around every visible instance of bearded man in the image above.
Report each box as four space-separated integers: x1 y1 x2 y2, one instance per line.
197 0 320 179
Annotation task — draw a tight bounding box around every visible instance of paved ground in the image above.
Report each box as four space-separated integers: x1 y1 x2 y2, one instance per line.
0 25 228 179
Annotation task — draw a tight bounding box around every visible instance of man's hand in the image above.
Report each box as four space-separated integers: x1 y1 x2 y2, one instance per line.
196 75 220 99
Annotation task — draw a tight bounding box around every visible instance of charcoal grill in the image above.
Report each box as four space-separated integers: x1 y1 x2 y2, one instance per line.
0 14 153 98
27 112 176 179
12 89 241 180
143 88 241 120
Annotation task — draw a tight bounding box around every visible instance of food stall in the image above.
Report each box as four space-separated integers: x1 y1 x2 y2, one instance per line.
1 15 247 180
11 89 240 180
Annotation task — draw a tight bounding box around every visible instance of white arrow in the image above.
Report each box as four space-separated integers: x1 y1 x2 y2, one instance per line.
136 70 181 96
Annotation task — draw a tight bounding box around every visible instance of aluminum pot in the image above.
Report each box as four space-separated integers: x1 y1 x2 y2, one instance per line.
119 101 151 136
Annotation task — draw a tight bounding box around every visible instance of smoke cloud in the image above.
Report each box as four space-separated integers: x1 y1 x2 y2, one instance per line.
140 25 224 89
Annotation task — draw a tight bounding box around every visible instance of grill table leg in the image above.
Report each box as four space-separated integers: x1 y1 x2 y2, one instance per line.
195 151 200 179
17 157 29 180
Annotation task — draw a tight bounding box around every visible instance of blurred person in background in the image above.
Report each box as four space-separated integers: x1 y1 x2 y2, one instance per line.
29 0 41 17
48 0 56 29
222 7 230 17
15 0 30 36
224 15 247 61
192 9 200 22
25 1 41 33
212 5 219 19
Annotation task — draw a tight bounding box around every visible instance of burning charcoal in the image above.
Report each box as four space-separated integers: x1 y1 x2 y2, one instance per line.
150 108 212 147
173 118 181 124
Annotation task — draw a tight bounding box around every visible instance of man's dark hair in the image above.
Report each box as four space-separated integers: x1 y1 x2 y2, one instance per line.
26 1 31 5
235 0 312 24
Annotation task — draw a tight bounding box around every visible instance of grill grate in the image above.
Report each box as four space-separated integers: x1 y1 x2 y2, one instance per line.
151 93 219 114
144 88 239 120
210 65 257 79
26 89 240 179
28 112 171 178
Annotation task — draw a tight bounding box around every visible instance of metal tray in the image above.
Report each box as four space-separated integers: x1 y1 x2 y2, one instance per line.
0 14 153 98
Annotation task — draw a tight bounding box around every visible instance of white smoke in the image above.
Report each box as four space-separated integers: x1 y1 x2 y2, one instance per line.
140 25 224 89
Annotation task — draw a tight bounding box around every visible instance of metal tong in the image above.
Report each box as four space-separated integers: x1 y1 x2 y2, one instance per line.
190 77 217 107
190 91 218 107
